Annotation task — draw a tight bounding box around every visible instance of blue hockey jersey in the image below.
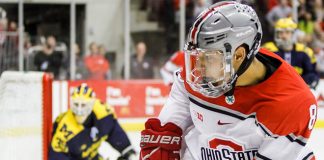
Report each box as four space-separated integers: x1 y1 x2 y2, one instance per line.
49 100 132 160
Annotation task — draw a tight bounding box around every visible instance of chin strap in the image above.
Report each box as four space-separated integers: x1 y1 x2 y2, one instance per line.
224 32 262 97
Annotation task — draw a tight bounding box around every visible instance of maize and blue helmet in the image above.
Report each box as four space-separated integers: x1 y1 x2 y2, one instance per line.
274 18 297 50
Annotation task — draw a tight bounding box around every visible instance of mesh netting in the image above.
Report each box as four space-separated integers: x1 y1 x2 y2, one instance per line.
0 71 45 160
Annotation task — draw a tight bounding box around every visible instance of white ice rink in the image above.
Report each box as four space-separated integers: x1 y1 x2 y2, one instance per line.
100 129 324 160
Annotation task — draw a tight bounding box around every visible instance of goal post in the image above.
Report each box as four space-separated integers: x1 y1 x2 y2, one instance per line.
0 71 53 160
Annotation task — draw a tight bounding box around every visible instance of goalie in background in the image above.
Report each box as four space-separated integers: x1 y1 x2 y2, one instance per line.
49 83 136 160
263 17 319 89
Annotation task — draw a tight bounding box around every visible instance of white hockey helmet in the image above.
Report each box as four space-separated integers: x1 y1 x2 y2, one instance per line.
185 1 262 98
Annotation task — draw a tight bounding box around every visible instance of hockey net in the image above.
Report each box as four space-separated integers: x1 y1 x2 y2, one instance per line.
0 71 52 160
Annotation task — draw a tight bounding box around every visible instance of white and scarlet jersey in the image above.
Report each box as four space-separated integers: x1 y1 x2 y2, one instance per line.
158 48 317 160
160 51 185 85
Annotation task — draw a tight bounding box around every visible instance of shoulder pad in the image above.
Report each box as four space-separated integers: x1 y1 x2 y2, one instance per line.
304 47 316 64
93 100 115 120
262 42 279 52
295 43 306 52
51 110 84 152
54 112 66 123
295 43 316 63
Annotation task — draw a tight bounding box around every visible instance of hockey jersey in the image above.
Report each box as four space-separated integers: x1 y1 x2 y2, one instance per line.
158 48 317 160
49 100 132 160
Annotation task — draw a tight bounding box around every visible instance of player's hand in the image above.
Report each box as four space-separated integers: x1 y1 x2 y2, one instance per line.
140 118 182 160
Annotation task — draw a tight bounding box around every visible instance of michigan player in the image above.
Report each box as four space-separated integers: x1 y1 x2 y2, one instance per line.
263 18 319 89
49 83 136 160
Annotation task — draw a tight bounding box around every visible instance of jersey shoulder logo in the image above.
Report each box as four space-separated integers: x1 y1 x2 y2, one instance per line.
90 127 99 141
225 95 235 105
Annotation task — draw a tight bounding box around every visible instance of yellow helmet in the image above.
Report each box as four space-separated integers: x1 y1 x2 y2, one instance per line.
274 18 297 51
71 83 95 100
71 83 96 124
274 18 297 31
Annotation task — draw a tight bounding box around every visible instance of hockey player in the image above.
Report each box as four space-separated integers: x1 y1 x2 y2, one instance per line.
160 51 185 86
49 83 136 160
263 18 319 89
140 1 317 160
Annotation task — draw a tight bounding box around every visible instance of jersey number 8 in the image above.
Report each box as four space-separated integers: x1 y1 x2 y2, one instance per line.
308 104 317 130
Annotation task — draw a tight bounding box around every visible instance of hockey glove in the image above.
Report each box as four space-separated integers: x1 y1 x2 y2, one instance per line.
140 118 182 160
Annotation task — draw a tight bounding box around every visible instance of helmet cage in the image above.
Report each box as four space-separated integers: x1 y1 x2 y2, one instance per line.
185 43 234 98
184 33 261 98
274 28 295 50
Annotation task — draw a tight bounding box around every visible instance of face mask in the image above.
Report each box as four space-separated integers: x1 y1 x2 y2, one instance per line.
71 98 95 124
185 48 234 98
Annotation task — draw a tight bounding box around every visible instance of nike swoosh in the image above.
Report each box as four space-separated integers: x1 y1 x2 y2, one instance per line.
217 120 232 125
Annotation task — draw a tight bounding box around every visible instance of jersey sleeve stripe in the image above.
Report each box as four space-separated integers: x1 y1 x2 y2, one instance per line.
189 97 245 120
302 152 314 160
285 135 306 146
256 152 271 160
258 123 272 137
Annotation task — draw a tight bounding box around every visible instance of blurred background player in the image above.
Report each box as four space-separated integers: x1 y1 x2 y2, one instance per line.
49 83 136 160
263 17 319 89
160 50 184 86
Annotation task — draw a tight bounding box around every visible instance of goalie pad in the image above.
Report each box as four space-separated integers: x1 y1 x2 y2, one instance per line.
140 118 182 160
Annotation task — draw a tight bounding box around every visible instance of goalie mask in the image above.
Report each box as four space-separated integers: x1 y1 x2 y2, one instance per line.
274 18 297 51
185 1 262 98
71 83 96 124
